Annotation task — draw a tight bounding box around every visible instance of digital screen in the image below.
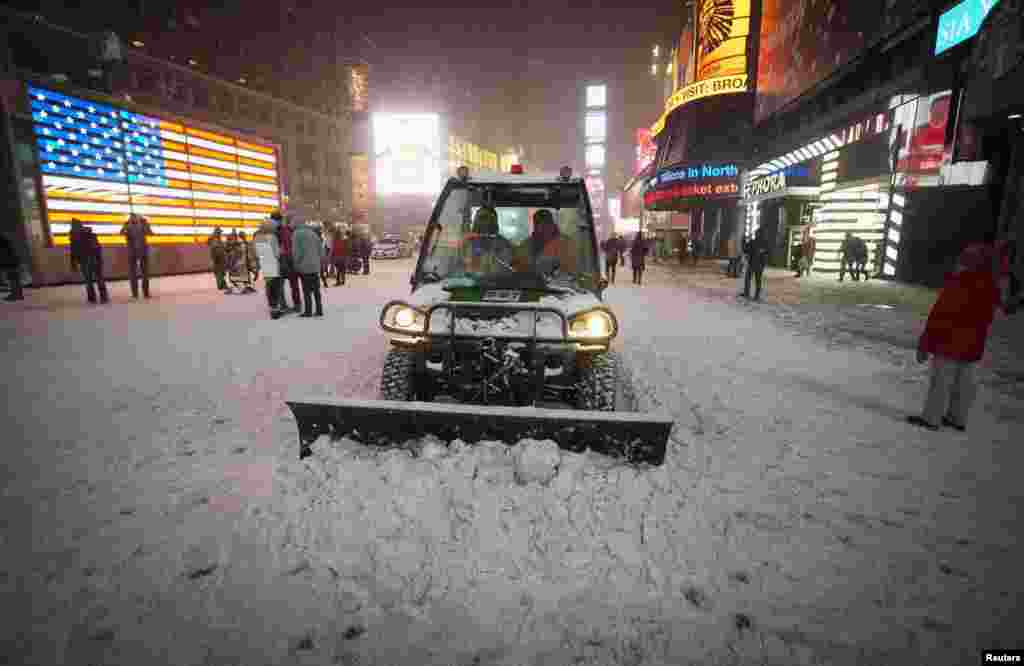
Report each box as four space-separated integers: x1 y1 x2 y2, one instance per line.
28 86 280 245
695 0 751 81
586 85 607 109
374 113 442 195
892 91 953 189
755 0 886 123
635 128 657 174
585 112 607 141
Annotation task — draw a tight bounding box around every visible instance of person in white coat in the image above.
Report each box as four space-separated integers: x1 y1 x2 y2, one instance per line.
253 217 285 319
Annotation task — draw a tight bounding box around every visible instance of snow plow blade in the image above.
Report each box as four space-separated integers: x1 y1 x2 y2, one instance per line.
286 398 673 466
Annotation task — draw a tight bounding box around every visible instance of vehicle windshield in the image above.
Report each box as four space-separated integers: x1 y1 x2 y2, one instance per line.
417 181 598 288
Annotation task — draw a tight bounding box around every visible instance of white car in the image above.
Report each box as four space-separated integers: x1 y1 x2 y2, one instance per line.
372 238 410 259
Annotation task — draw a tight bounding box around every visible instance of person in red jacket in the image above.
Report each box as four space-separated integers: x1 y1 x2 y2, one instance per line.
907 244 1005 432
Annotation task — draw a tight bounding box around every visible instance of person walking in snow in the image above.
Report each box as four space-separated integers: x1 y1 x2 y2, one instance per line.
69 219 109 304
743 226 770 301
120 214 153 298
291 221 324 317
630 231 648 285
331 227 349 286
253 217 285 318
207 227 228 291
276 214 302 312
907 244 1006 432
602 234 621 284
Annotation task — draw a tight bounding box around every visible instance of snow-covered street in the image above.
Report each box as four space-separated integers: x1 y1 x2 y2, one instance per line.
2 260 1022 666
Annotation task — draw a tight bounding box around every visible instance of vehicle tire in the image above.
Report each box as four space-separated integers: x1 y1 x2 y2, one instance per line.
574 351 634 412
381 349 416 401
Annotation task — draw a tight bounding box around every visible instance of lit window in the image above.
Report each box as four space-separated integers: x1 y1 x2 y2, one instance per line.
585 112 606 141
585 144 605 169
586 85 606 109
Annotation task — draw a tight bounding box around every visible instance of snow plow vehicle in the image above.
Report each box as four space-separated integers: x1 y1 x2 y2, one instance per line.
288 166 673 465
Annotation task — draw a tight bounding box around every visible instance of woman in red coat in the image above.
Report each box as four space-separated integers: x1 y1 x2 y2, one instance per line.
908 244 1004 432
331 228 349 286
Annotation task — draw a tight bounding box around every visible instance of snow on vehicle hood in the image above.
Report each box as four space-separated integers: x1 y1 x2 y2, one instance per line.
407 282 603 316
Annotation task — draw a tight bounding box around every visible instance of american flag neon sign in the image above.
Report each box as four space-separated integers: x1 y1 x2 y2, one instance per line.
28 86 281 246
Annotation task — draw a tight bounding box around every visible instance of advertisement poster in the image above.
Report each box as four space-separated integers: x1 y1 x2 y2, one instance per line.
635 128 657 175
755 0 885 123
350 154 370 215
892 91 953 189
695 0 752 81
676 22 696 89
373 113 441 195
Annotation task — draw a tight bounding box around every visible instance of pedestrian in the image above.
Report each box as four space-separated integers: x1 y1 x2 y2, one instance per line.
995 233 1020 314
838 232 853 282
361 235 373 275
630 231 648 285
314 226 331 288
850 236 868 281
69 219 109 304
291 221 324 317
120 214 153 298
798 227 816 278
602 234 621 284
692 237 702 266
0 232 25 302
253 217 286 319
275 214 302 312
331 227 349 286
908 244 1006 432
241 230 260 284
743 226 770 301
207 227 228 291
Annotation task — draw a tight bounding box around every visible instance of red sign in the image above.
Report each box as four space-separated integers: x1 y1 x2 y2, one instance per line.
635 128 657 175
644 181 739 207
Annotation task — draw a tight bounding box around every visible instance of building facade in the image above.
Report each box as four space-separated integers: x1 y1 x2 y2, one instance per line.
1 8 364 285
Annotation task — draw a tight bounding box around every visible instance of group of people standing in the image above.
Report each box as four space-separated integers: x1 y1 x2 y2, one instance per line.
600 232 651 286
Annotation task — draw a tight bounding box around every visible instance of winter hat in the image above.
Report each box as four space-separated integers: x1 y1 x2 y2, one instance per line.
959 243 992 271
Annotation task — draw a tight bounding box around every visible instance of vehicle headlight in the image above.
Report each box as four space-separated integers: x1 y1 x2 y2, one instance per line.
569 310 616 339
381 302 426 333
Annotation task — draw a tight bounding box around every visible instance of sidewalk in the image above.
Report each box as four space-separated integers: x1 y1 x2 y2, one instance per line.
647 259 1024 402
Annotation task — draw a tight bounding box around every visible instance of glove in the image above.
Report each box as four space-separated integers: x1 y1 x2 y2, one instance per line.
916 349 929 364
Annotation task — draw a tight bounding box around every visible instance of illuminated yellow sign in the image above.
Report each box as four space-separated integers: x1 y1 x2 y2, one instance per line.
448 135 499 173
695 0 751 80
650 74 749 135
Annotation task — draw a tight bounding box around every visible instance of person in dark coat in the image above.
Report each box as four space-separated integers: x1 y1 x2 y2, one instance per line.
275 214 302 312
70 219 109 304
908 244 1006 432
838 232 853 282
331 228 349 286
630 231 648 285
602 234 621 284
0 232 24 301
314 226 331 288
291 222 324 317
207 227 228 291
798 229 817 278
361 236 372 275
849 236 869 281
743 226 770 300
120 214 153 298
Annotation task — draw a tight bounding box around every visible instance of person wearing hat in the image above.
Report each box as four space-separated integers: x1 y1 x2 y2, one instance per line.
70 218 109 303
908 243 1007 432
207 227 228 291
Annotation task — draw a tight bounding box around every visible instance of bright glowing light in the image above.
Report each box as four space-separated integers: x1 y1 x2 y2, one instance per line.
372 113 442 195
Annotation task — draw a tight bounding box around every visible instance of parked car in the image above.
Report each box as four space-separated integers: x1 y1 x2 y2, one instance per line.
372 237 412 259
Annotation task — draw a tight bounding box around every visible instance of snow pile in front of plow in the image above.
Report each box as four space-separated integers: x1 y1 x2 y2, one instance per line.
262 433 715 664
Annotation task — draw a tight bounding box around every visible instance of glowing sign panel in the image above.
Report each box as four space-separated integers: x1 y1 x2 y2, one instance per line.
586 85 607 108
28 86 280 245
373 113 442 195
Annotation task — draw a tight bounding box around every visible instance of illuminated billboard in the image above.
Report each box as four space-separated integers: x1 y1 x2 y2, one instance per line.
585 112 607 141
28 85 280 246
585 144 606 169
755 0 886 123
373 113 442 195
586 85 607 108
651 0 751 135
891 91 953 189
635 128 657 174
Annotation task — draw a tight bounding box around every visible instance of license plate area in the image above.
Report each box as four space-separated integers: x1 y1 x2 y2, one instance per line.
482 290 521 302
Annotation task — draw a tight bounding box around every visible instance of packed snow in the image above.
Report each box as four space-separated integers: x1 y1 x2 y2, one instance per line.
1 259 1022 666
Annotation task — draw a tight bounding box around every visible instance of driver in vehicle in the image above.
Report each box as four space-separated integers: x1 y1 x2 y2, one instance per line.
464 206 514 273
517 209 577 275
